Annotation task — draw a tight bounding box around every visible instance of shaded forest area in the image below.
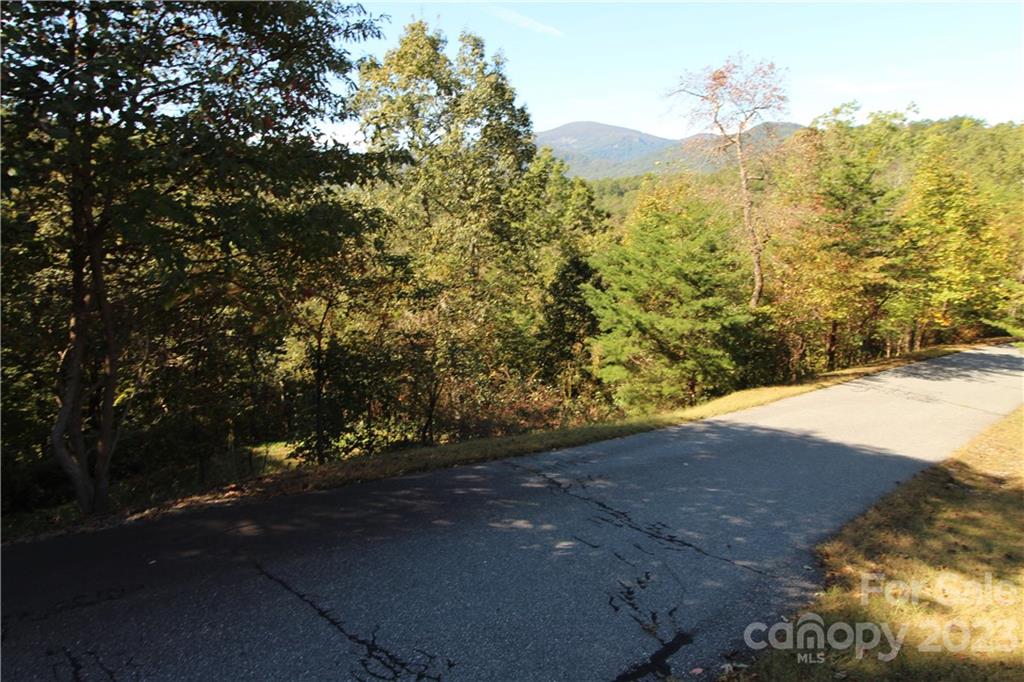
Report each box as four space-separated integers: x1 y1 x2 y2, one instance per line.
3 5 1021 520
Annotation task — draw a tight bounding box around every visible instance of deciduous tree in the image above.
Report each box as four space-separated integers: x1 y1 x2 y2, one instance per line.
1 1 382 511
673 55 787 308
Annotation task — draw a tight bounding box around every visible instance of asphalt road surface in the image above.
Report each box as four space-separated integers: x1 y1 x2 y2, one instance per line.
3 345 1022 681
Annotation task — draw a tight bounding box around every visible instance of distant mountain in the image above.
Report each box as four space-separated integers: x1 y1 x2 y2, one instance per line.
535 121 803 179
535 122 678 177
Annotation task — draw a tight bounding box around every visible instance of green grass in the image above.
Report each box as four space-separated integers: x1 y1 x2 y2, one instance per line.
2 338 1015 543
726 406 1024 681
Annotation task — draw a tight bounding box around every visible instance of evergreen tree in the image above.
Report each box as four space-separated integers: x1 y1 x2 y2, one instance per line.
586 180 749 412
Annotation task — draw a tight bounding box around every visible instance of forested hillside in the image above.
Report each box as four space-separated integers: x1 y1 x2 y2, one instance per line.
2 8 1021 522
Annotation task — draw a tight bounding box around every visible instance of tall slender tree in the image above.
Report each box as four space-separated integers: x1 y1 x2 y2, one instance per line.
673 55 787 308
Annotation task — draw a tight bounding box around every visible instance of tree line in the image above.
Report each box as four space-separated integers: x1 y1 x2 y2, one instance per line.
3 5 1020 515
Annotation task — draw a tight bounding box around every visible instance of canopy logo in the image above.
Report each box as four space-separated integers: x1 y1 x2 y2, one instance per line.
743 613 907 663
743 571 1022 664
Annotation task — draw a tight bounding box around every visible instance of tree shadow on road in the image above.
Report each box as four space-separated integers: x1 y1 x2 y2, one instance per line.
3 410 1021 682
855 345 1022 384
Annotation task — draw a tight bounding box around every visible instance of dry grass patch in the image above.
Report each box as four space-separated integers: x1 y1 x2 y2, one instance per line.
729 407 1024 681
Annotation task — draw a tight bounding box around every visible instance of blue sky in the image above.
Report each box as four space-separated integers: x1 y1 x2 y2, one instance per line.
355 2 1023 138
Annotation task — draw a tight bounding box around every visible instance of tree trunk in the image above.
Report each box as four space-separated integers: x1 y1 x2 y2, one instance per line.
312 301 333 465
88 231 117 511
248 344 259 474
788 336 806 384
314 336 326 464
51 232 95 512
735 136 764 308
420 380 440 446
825 320 839 371
50 6 118 515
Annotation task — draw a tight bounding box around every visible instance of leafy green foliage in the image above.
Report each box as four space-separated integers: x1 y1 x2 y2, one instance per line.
1 10 1019 519
1 1 383 511
893 132 1010 332
586 180 750 412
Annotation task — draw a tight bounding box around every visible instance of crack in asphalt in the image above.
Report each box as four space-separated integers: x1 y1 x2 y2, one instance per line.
613 551 638 567
84 649 118 681
46 645 139 681
508 459 758 679
612 630 695 682
607 568 693 680
508 462 770 576
573 534 602 549
253 562 455 681
3 585 138 641
610 574 654 631
60 647 85 682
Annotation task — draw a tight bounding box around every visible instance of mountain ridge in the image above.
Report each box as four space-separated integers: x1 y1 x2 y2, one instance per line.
535 120 803 179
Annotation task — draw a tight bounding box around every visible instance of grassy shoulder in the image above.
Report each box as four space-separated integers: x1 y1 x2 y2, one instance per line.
728 406 1024 681
2 338 1015 543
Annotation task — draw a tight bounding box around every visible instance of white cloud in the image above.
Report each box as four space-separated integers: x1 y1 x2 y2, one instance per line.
491 7 564 38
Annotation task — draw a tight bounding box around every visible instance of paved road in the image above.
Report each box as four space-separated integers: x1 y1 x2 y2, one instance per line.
3 345 1022 681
